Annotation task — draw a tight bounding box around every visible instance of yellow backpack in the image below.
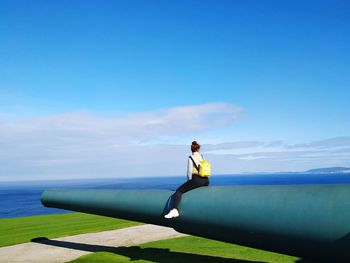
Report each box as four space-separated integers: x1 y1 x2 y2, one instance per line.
190 155 211 177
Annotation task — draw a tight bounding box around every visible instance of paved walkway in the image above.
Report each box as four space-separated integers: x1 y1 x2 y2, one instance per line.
0 224 186 263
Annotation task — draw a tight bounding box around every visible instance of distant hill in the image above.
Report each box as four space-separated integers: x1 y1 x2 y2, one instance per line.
306 167 350 174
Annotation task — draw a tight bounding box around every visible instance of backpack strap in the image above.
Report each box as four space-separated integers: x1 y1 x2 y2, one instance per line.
189 156 200 172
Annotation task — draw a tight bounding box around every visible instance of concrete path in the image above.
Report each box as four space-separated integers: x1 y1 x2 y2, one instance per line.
0 224 187 263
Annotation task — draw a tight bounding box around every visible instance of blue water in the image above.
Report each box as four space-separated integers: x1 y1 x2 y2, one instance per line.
1 173 350 219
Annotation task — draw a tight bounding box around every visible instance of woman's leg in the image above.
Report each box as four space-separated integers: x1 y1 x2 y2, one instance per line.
173 177 207 209
173 180 195 209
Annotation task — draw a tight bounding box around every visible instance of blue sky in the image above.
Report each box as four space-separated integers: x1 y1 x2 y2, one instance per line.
1 0 350 180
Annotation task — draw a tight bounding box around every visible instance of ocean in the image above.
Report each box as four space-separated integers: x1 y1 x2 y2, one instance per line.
1 173 350 219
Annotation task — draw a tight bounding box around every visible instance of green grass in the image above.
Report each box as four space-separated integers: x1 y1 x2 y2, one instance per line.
70 235 315 263
1 213 317 262
0 212 141 247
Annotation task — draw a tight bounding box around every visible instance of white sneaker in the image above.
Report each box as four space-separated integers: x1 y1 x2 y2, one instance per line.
164 208 179 219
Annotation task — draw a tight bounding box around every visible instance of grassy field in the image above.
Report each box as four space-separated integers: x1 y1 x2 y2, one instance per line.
70 235 315 263
0 212 141 247
1 213 317 262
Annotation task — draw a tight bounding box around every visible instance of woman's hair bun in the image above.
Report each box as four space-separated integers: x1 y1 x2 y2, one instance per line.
191 141 200 152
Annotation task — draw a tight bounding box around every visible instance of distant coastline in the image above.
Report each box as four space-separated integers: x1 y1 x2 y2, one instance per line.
305 167 350 174
240 167 350 175
2 167 350 184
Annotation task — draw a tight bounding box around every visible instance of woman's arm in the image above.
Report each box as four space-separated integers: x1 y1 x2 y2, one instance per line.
187 157 193 180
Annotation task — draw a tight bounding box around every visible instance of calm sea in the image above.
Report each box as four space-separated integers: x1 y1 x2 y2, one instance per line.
1 173 350 219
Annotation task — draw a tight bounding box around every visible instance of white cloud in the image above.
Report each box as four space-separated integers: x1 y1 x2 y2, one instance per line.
205 142 350 173
0 102 241 143
287 137 350 149
0 103 242 181
1 102 350 181
202 141 264 151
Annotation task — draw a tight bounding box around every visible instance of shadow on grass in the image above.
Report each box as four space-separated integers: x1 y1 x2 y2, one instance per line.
31 237 265 262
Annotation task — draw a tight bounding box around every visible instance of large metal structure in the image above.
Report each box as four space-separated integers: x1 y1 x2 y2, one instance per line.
41 185 350 262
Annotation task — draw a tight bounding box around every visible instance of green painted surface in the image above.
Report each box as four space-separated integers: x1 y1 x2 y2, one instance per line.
41 185 350 262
